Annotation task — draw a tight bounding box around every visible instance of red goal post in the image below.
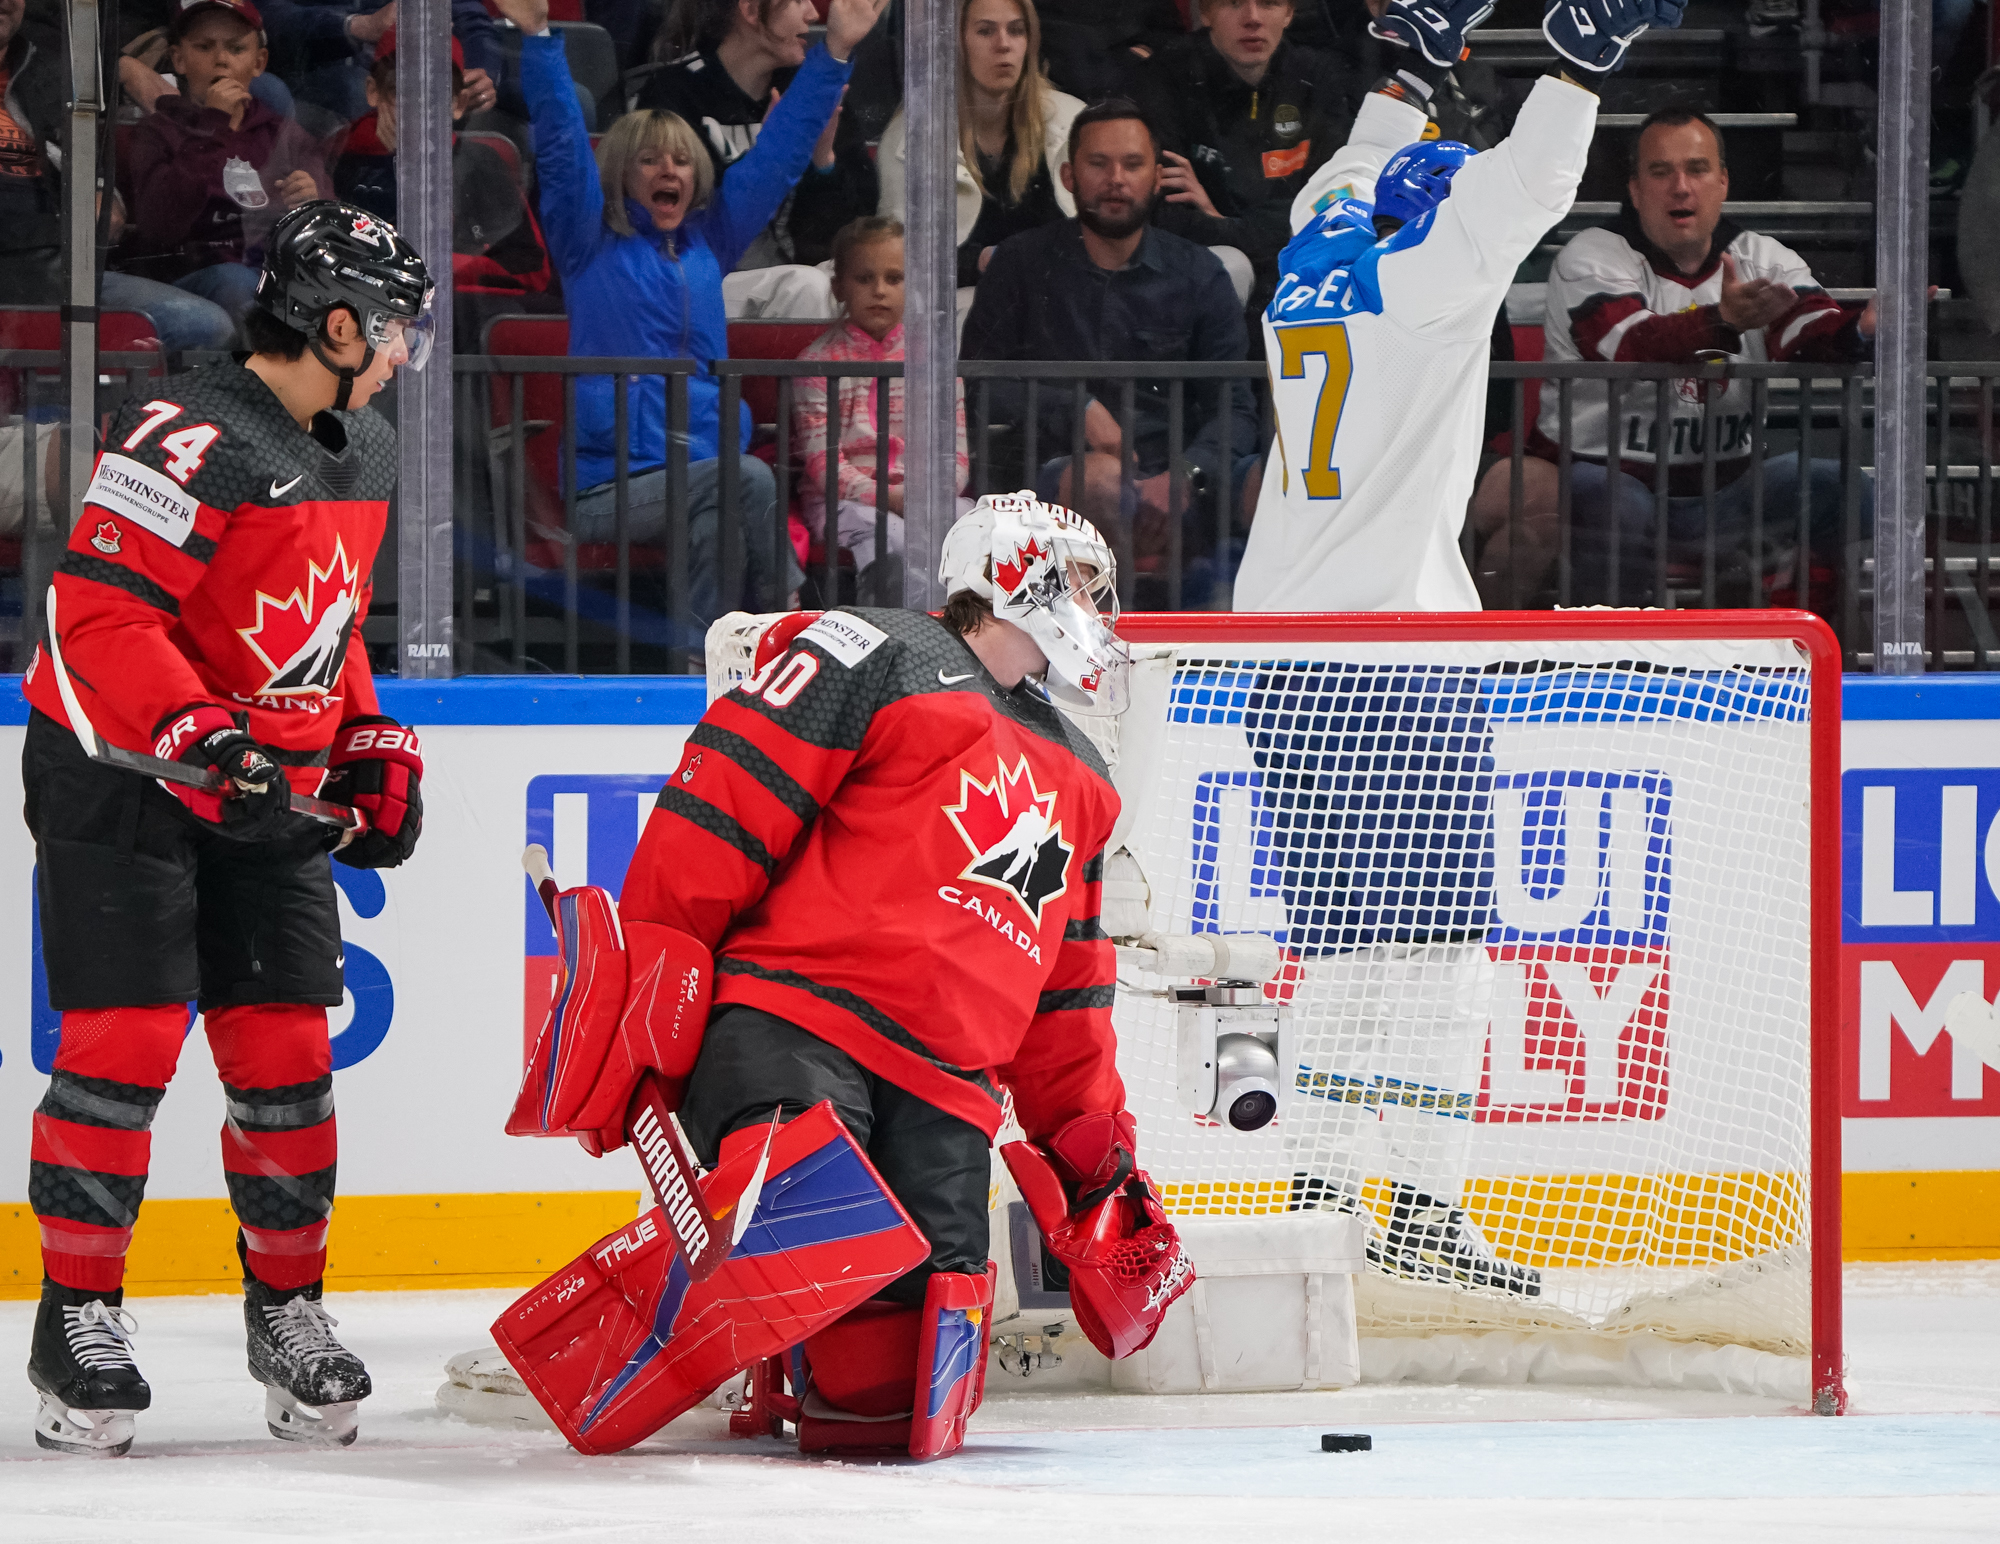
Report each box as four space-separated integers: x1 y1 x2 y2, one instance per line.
1107 609 1844 1414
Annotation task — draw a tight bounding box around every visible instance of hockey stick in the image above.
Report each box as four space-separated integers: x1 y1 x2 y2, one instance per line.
524 845 774 1280
45 585 362 832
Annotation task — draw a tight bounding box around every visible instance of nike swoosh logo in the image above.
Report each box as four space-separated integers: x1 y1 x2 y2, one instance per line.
939 670 976 686
270 475 304 499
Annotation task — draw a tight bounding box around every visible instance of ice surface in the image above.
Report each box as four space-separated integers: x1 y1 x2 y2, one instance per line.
0 1263 1994 1544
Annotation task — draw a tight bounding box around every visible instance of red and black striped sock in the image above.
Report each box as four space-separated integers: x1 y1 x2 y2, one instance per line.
208 1004 336 1291
29 1005 190 1294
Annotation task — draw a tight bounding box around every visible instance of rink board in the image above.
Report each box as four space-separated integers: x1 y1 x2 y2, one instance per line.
0 670 1991 1296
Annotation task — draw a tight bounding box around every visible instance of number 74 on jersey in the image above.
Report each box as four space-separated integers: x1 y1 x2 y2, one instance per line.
1270 322 1354 502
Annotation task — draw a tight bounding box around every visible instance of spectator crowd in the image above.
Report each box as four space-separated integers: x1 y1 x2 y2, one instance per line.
0 0 1908 634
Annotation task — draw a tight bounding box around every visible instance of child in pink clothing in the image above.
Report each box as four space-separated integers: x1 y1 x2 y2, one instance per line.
793 217 971 568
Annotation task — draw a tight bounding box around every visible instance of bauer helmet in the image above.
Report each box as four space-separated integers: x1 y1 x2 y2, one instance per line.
254 200 436 403
939 492 1131 716
1372 139 1473 228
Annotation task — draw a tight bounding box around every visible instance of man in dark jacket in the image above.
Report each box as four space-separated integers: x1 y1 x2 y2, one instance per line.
1137 0 1361 320
961 101 1260 607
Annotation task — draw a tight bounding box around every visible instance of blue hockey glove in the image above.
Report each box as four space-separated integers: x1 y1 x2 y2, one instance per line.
1542 0 1653 72
1369 0 1497 69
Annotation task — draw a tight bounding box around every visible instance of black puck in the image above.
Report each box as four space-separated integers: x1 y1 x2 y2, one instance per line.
1321 1433 1371 1453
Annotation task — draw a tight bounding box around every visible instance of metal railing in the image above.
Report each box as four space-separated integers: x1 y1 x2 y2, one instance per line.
9 350 1995 676
459 356 1263 675
1478 360 2000 669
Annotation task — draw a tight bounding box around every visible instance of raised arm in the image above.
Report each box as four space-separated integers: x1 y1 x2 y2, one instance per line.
701 0 886 269
494 0 605 277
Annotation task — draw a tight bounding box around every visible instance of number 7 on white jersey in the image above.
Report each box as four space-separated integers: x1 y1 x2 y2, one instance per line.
1272 322 1354 501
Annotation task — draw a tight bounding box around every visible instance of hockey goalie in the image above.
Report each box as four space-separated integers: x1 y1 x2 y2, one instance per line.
493 495 1192 1459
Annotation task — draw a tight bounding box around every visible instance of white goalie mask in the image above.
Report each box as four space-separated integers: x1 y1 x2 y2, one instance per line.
939 492 1131 715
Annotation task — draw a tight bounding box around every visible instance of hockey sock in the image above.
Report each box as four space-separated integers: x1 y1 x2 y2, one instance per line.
30 1006 190 1294
207 1005 336 1291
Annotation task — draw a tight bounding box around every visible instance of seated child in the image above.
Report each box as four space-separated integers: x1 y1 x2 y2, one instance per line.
115 0 329 321
792 217 971 571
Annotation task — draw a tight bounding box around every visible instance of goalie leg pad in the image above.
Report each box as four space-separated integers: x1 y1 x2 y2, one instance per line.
909 1265 994 1460
795 1266 995 1460
491 1101 928 1455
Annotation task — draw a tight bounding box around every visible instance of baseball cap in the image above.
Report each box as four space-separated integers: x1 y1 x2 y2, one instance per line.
374 26 468 71
168 0 265 40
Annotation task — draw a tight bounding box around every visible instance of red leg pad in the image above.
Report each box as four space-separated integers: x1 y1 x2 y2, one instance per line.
796 1266 997 1460
805 1300 922 1418
909 1265 996 1460
491 1100 928 1455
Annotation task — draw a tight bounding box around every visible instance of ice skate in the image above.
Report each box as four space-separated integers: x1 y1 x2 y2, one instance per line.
1369 1184 1542 1298
27 1280 149 1457
244 1276 371 1445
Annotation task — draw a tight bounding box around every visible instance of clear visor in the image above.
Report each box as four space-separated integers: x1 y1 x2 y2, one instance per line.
366 307 434 373
1040 595 1131 716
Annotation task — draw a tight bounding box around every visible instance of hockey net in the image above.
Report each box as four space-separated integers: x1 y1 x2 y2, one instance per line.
702 608 1842 1410
1109 612 1842 1410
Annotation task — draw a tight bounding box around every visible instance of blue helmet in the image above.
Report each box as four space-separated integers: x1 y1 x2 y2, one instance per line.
1373 140 1474 227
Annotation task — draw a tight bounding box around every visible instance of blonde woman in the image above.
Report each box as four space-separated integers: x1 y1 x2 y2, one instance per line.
878 0 1081 291
494 0 888 626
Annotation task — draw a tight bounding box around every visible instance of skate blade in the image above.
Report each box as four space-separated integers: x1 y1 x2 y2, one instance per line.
263 1386 360 1446
33 1393 135 1457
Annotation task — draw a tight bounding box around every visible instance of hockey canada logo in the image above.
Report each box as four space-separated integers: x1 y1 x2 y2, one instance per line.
238 536 361 696
89 520 122 555
943 755 1075 925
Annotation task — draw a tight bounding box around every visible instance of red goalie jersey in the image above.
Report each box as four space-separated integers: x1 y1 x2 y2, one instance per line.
624 607 1124 1142
23 360 396 792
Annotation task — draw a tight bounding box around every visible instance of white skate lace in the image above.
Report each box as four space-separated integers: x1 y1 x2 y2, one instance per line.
263 1297 349 1365
64 1300 140 1371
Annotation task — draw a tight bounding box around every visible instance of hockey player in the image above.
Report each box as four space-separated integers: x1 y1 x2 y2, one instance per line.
510 494 1193 1458
1234 0 1686 610
1216 0 1682 1296
21 201 433 1455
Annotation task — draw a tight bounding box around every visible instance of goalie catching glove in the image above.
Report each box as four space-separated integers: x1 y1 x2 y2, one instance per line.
322 717 423 868
1002 1111 1193 1360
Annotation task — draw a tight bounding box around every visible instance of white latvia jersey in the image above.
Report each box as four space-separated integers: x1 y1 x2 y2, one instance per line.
1234 76 1598 613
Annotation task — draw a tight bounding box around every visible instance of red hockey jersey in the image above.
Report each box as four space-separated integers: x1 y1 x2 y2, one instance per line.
623 607 1123 1143
24 360 395 793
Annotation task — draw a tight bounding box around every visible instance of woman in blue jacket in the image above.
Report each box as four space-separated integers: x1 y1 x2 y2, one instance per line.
500 0 887 627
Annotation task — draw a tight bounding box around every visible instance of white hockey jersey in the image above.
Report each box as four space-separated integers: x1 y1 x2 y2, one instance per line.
1536 222 1860 493
1234 75 1597 613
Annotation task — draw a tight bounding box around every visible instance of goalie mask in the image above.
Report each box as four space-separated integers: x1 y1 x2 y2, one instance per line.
939 493 1131 716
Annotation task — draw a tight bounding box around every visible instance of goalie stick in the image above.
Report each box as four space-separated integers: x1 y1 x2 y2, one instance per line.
44 585 363 832
523 845 774 1281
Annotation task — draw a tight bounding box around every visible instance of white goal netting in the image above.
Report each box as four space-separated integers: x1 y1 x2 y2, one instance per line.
1108 625 1828 1363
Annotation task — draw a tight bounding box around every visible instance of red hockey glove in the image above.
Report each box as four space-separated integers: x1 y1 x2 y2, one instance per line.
151 704 290 839
323 716 423 869
1002 1112 1194 1361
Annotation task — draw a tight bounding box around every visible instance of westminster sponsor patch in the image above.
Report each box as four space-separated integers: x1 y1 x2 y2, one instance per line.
84 453 199 549
799 611 889 669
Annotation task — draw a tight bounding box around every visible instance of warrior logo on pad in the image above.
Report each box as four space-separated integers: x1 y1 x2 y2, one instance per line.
943 755 1074 926
238 536 361 695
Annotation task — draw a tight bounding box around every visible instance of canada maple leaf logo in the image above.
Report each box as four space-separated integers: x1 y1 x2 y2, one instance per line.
993 537 1050 596
943 754 1074 925
237 536 360 696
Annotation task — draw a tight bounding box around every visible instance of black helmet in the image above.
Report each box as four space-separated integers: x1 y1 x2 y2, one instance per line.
254 201 436 395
